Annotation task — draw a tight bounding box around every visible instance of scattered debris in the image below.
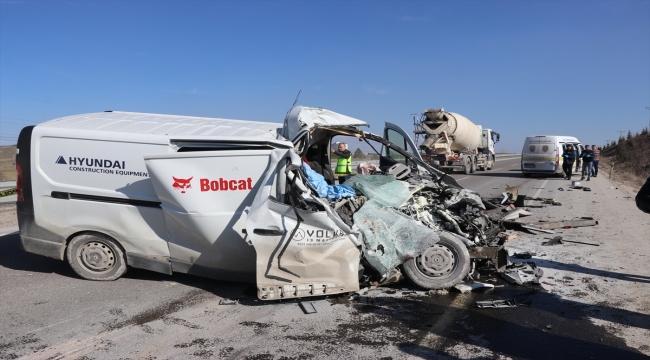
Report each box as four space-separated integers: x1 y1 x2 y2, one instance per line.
543 236 600 246
453 282 495 293
505 234 518 241
546 324 553 329
532 219 598 230
219 298 239 305
502 262 543 285
583 187 591 192
385 289 397 294
542 236 564 246
299 301 317 314
513 252 535 259
521 224 556 234
502 209 533 221
476 299 517 308
558 187 564 191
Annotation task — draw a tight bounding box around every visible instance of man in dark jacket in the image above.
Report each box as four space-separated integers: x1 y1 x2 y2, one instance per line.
562 144 576 180
636 176 650 214
580 145 595 181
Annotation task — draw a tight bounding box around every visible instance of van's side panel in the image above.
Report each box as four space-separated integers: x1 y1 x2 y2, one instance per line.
27 127 173 272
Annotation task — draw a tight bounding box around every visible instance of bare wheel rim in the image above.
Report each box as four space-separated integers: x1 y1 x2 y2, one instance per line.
76 241 115 274
415 244 457 278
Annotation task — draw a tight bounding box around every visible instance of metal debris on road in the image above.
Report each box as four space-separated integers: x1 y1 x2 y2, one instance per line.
542 236 564 246
513 252 535 259
219 298 239 305
453 282 495 293
502 262 544 285
521 224 556 234
299 301 317 314
476 299 517 308
533 219 599 230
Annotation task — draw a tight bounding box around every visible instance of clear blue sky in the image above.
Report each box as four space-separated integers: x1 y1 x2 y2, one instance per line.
1 0 649 152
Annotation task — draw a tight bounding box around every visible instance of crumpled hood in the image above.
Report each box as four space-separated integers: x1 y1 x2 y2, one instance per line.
282 106 368 142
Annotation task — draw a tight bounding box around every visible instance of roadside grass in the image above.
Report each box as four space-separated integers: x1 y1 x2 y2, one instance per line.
600 132 650 193
0 145 16 182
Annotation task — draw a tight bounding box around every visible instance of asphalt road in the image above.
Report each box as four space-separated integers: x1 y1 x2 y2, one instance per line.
1 158 648 359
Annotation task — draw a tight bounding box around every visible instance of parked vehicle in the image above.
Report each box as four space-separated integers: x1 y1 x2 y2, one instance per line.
16 107 506 300
412 108 500 174
521 135 583 177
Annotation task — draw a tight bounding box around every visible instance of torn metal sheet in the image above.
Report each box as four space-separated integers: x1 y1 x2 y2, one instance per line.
502 209 533 221
476 299 517 308
502 262 544 285
521 224 556 234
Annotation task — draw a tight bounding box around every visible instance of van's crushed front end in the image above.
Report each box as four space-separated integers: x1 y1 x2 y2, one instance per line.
264 106 508 296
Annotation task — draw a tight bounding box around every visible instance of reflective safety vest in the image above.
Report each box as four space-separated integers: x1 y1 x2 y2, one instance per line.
335 155 352 176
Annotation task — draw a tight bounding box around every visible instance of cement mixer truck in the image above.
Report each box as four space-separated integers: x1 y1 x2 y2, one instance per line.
413 108 500 174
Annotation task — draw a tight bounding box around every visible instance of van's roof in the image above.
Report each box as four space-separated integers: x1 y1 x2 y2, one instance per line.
38 111 282 138
524 135 581 142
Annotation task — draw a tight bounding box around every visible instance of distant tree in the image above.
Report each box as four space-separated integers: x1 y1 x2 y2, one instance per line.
642 127 649 135
627 130 632 140
618 136 625 144
353 148 365 159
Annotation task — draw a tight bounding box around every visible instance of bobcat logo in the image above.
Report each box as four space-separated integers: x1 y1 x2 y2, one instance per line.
172 177 193 194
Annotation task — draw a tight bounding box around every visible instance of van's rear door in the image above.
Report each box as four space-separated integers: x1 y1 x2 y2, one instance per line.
245 149 361 300
522 137 558 173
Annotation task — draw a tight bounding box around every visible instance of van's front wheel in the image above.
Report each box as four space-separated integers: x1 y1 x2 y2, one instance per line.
66 233 127 281
402 233 470 290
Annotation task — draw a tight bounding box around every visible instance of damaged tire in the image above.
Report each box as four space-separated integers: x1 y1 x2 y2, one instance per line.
402 233 470 290
66 233 127 281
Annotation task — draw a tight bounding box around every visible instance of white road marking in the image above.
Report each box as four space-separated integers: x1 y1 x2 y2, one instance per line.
493 168 503 171
456 177 469 181
533 179 549 199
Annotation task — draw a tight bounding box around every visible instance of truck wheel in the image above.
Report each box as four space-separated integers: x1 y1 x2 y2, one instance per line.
464 158 471 175
66 233 127 281
470 158 476 173
402 233 470 290
487 155 494 170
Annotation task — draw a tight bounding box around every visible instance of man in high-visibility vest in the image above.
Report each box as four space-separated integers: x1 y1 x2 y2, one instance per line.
333 142 352 184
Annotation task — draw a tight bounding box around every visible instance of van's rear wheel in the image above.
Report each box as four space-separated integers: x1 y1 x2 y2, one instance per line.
402 233 470 290
67 233 127 281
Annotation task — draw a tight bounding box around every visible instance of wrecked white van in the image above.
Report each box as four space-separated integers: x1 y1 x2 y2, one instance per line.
17 107 506 300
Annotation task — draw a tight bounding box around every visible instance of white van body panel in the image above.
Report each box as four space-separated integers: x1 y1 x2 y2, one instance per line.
521 135 581 175
24 111 285 276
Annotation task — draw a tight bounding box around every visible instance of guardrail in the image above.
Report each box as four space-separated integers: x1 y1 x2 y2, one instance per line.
495 154 521 160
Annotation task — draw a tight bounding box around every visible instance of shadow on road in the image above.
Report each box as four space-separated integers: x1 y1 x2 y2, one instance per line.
347 285 649 360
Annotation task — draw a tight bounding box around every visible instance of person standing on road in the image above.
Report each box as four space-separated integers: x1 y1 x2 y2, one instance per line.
636 175 650 214
591 144 600 177
574 145 582 173
333 142 352 184
580 145 595 181
561 144 576 180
